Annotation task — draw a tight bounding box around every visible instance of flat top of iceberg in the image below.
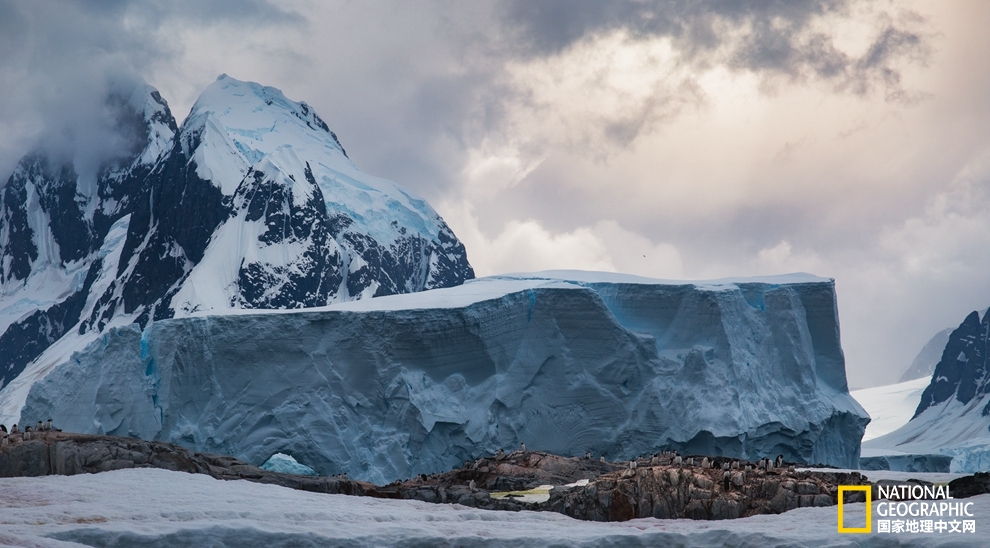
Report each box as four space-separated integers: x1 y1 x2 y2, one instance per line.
181 270 831 319
496 270 832 286
184 278 579 318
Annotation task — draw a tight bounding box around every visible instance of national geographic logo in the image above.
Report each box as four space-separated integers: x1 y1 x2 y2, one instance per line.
838 483 977 535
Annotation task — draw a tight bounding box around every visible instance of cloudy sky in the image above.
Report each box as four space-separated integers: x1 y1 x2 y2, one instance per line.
1 0 988 388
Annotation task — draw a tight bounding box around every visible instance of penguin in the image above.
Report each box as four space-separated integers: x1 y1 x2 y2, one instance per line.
10 424 18 434
701 457 710 469
722 470 731 491
775 454 784 468
650 456 659 466
36 420 43 432
0 424 6 434
585 451 591 460
600 455 606 463
520 443 526 452
673 455 682 465
731 460 739 470
469 479 476 490
1 435 7 447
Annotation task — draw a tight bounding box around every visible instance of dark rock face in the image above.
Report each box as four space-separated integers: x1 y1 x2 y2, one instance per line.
0 78 475 392
546 461 866 521
949 472 990 499
232 163 342 308
914 310 990 419
110 130 229 325
0 169 37 284
0 431 372 497
0 88 176 388
0 260 102 389
335 215 473 298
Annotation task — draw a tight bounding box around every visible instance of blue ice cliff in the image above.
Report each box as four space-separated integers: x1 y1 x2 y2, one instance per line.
18 271 868 483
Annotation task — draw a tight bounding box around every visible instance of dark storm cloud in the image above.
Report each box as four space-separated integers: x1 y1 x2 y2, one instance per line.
0 0 299 183
498 0 930 100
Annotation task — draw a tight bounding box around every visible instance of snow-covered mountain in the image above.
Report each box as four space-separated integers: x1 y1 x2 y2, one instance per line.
899 328 953 382
17 271 867 483
865 308 990 472
0 83 176 390
0 75 474 391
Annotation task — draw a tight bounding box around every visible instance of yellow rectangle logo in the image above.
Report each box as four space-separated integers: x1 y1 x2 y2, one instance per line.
838 485 872 533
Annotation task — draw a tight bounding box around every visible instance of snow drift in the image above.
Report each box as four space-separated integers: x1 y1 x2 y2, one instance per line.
18 271 868 483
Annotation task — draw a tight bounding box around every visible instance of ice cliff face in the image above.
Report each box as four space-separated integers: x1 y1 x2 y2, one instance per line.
865 308 990 472
19 272 868 483
0 75 474 391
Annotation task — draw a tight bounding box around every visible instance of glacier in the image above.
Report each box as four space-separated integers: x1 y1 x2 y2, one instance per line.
864 308 990 473
18 271 868 484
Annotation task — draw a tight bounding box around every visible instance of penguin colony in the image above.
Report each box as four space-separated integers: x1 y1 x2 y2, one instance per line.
570 449 791 477
0 420 60 446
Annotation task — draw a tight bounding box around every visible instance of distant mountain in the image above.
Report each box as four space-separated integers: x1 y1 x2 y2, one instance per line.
0 75 474 390
899 328 953 382
864 307 990 472
913 310 990 419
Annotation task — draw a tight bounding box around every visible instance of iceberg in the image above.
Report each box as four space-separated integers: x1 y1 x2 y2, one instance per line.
260 453 319 476
18 271 867 483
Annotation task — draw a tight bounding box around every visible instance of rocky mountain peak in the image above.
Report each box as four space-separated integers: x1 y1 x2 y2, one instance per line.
913 310 990 419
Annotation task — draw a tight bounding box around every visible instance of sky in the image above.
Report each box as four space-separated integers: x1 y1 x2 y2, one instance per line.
1 0 988 388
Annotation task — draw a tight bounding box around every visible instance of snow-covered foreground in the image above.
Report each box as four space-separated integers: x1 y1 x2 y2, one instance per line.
1 469 987 547
852 376 931 441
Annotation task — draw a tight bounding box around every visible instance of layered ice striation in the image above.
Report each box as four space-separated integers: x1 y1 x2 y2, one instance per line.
20 271 868 483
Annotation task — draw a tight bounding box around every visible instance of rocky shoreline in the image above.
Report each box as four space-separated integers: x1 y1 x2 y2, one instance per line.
2 432 987 522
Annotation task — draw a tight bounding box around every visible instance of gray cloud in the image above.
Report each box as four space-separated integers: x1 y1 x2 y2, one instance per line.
0 1 985 390
499 0 931 102
0 0 300 183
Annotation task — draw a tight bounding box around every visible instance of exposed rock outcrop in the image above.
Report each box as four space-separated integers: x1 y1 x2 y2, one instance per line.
0 431 371 497
546 461 867 521
1 432 877 522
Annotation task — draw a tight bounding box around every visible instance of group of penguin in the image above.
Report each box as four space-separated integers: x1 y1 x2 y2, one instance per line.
478 444 791 480
0 420 60 446
580 449 789 473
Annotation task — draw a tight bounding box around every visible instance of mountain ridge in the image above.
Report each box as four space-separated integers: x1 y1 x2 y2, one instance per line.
0 75 474 390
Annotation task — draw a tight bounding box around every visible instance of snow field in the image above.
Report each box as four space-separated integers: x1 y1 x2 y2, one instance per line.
0 468 987 547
